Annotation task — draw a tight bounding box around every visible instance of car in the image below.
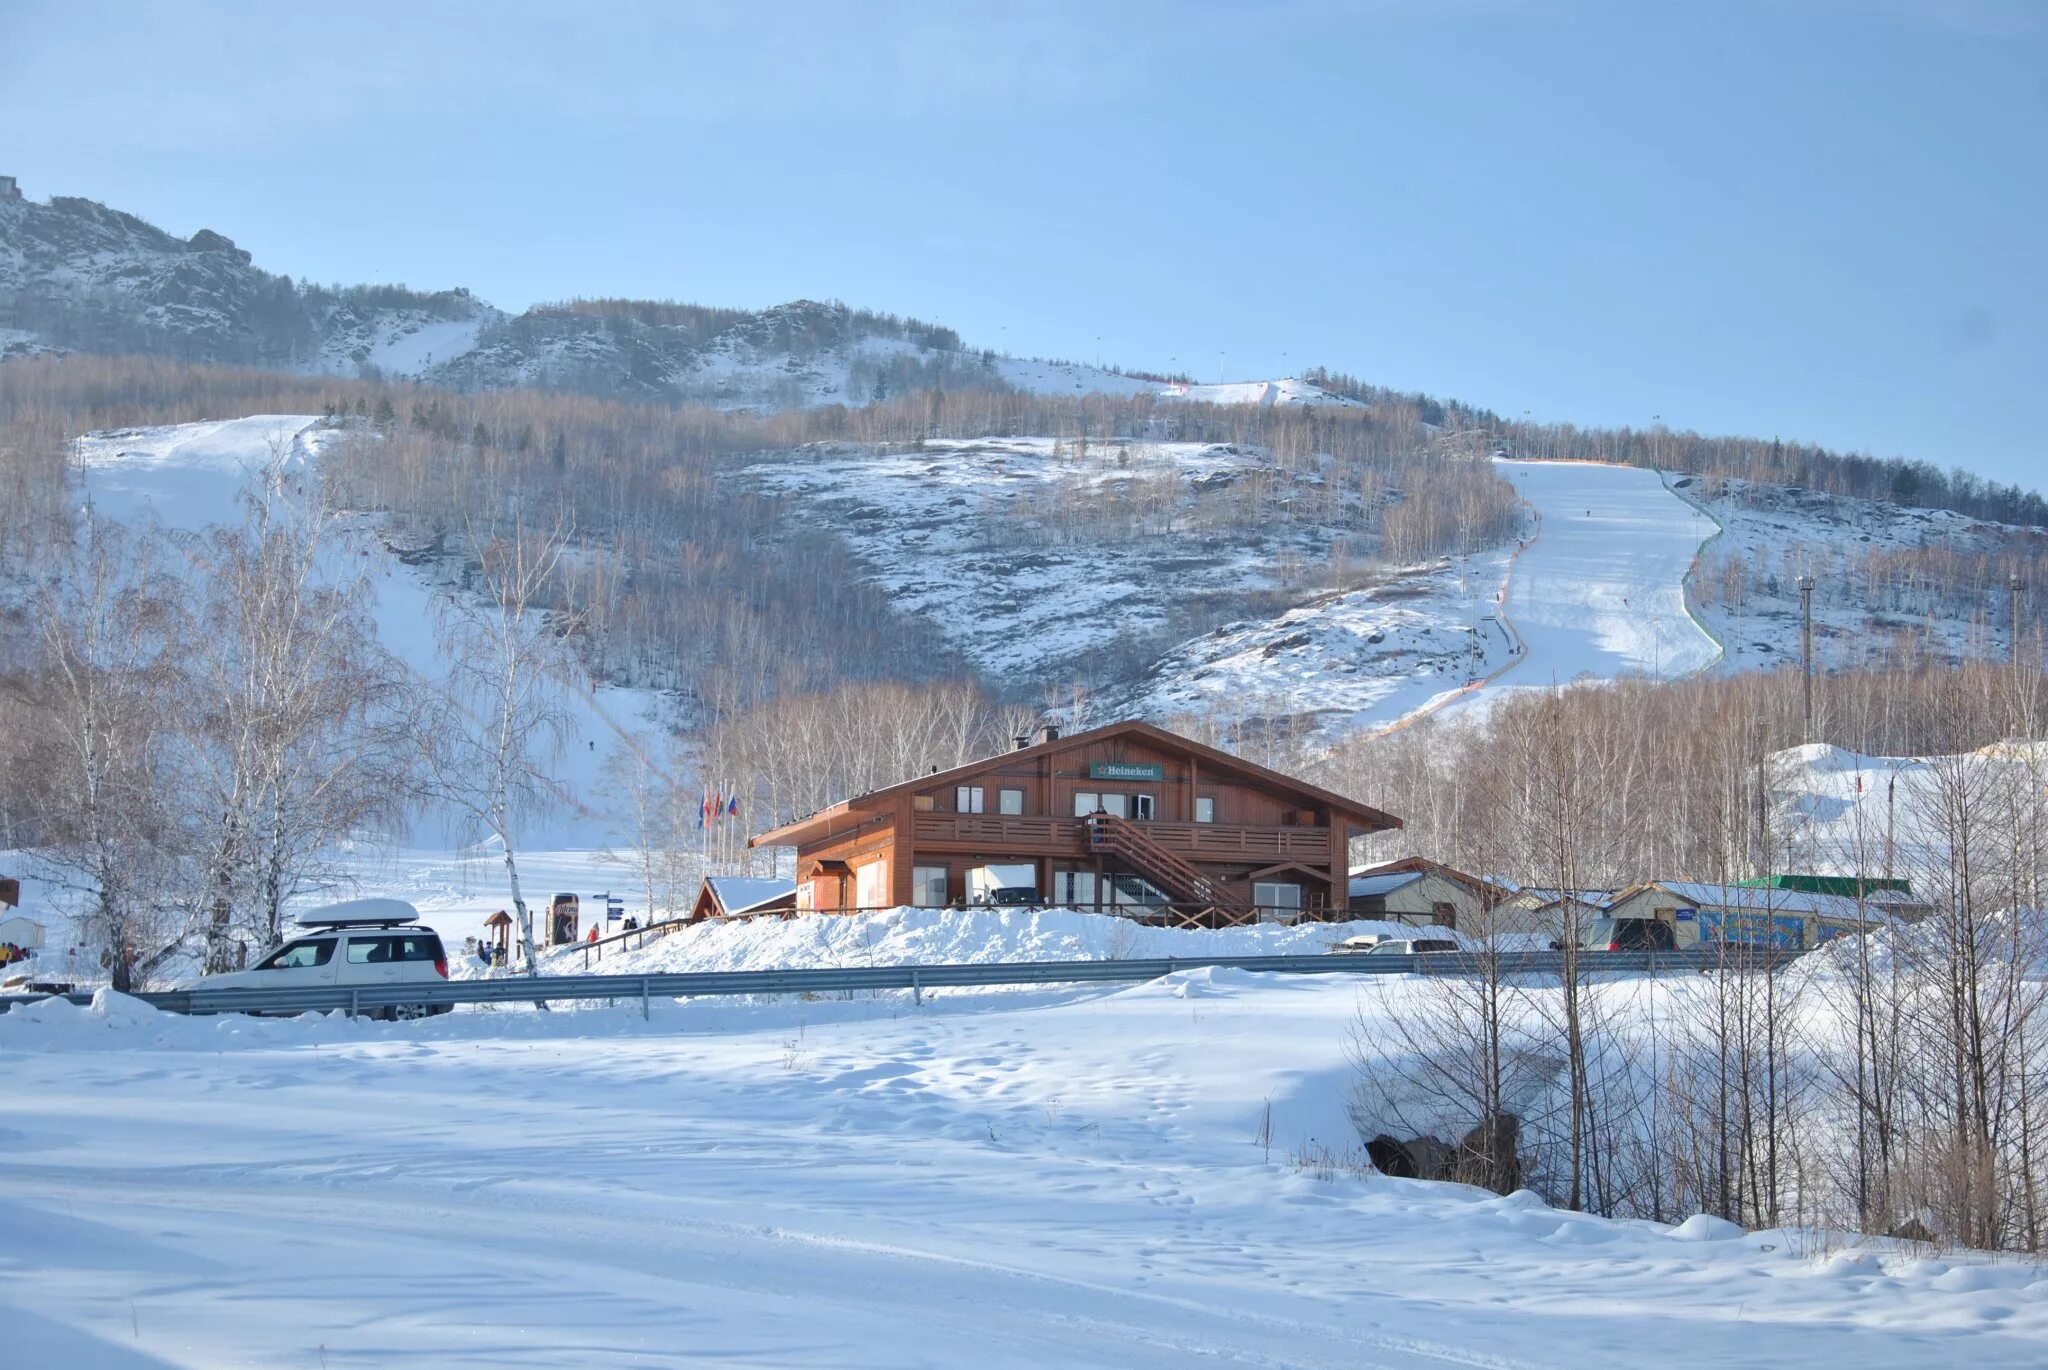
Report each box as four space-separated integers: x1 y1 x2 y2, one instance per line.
195 899 451 1020
1363 937 1462 956
1582 917 1676 952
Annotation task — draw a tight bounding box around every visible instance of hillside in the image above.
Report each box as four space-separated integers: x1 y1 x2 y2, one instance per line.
0 184 1352 411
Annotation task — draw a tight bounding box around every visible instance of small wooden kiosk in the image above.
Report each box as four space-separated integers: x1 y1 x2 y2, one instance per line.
483 910 514 960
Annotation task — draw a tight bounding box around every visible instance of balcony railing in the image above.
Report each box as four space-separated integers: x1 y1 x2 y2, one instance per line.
910 813 1331 859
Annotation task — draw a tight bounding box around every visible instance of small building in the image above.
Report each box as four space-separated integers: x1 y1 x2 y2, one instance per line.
1602 880 1925 950
0 914 45 950
1347 856 1485 928
690 876 798 922
0 176 19 202
749 719 1401 923
482 910 514 960
1483 884 1613 941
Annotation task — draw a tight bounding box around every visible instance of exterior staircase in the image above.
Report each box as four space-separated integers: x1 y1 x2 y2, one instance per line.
1085 813 1229 907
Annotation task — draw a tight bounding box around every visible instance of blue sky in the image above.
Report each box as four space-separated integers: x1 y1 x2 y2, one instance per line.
4 0 2043 484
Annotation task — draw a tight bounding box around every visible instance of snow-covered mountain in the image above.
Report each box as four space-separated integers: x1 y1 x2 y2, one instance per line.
0 183 1354 410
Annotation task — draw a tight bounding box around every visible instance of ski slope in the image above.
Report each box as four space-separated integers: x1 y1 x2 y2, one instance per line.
5 973 2041 1368
1433 460 1720 721
77 417 667 852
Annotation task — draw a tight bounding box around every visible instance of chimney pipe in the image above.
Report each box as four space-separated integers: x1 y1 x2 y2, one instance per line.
1039 723 1061 744
1014 734 1031 751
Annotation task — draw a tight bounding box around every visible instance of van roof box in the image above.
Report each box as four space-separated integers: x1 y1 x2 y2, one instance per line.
294 897 422 929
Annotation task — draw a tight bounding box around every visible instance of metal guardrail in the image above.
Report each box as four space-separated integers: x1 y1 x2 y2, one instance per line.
0 947 1768 1019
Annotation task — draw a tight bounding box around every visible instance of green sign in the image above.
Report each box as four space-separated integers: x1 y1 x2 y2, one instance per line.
1089 761 1163 782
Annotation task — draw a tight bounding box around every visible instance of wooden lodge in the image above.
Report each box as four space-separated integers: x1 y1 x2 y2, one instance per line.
748 719 1402 924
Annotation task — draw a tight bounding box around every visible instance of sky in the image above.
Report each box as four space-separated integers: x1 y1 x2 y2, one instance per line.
3 0 2044 483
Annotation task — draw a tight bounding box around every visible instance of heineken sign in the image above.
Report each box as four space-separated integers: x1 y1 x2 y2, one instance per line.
1089 761 1163 782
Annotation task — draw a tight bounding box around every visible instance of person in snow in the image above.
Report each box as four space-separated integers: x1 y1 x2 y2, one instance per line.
587 924 599 944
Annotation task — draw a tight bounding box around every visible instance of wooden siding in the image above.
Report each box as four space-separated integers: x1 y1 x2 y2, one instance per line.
911 813 1331 860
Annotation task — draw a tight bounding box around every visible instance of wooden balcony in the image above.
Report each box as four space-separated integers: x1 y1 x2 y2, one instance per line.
910 813 1331 861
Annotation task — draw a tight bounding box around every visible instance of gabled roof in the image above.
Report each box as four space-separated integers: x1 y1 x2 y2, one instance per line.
751 717 1401 848
705 876 796 916
1348 871 1424 899
1350 855 1485 894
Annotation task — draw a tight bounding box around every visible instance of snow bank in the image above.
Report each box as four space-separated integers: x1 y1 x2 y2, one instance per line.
532 905 1443 977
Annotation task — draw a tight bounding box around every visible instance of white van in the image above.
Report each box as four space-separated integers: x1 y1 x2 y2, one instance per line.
197 900 450 1019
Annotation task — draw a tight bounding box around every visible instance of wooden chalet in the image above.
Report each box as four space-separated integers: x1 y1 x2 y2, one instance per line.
749 719 1402 924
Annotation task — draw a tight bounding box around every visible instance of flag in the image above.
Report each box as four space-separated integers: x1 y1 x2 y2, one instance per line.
728 792 740 818
711 788 724 824
697 789 708 829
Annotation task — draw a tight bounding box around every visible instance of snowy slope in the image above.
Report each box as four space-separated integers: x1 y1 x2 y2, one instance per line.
1481 460 1721 695
1681 476 2030 671
742 436 1356 680
76 417 668 851
994 356 1362 408
5 974 2042 1367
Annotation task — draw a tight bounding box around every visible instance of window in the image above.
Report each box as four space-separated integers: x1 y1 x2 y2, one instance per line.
1099 793 1128 819
856 859 891 909
1430 902 1457 930
259 939 335 971
998 788 1025 816
1194 796 1215 824
912 866 948 908
1053 870 1097 908
1253 882 1303 918
1108 873 1169 907
1132 793 1156 820
955 786 985 814
1073 791 1099 817
346 934 441 964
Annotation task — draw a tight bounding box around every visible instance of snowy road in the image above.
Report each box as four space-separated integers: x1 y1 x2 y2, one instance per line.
5 975 2043 1368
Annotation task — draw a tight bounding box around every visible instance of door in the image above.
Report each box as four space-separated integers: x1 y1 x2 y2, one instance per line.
249 937 339 989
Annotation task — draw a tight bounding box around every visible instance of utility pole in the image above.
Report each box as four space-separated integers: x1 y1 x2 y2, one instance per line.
1799 573 1816 742
2011 572 2025 666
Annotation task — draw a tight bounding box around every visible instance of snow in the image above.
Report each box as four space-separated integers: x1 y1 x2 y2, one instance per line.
5 970 2043 1366
1475 460 1720 702
992 358 1364 409
1684 476 2024 672
742 436 1352 680
75 417 671 852
702 875 795 915
519 903 1445 979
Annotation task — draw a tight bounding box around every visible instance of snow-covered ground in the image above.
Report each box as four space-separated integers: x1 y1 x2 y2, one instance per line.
76 417 670 852
1472 460 1720 703
6 971 2042 1368
1684 477 2023 671
516 904 1445 979
743 436 1354 679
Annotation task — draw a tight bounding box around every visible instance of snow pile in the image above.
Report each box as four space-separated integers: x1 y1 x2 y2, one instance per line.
532 904 1442 977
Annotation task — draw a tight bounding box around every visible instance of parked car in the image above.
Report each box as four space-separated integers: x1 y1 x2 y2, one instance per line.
1337 935 1459 956
195 901 450 1019
1582 917 1676 952
983 886 1041 907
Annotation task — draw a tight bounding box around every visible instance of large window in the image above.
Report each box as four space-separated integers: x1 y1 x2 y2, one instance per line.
1053 870 1097 908
912 866 949 908
1194 796 1215 823
956 786 985 814
856 859 890 909
1253 881 1303 919
1099 793 1128 819
998 788 1025 815
1073 791 1099 817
